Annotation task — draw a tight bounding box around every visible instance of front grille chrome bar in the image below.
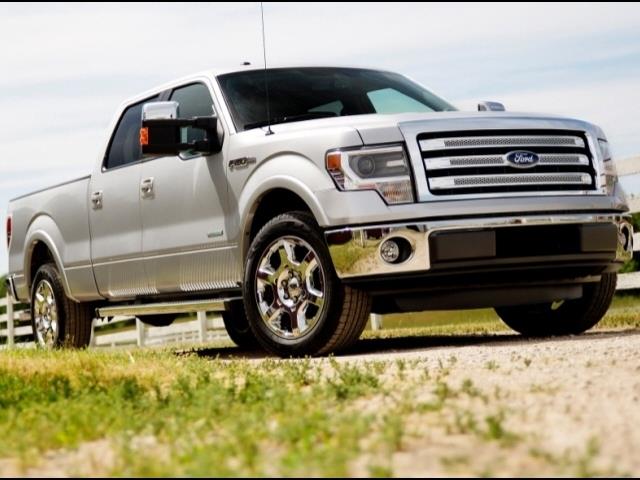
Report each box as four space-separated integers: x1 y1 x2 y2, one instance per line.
425 153 590 170
420 135 585 151
429 172 592 190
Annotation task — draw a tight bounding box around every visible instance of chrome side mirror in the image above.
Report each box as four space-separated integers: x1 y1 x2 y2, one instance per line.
140 101 223 156
478 101 506 112
142 101 179 121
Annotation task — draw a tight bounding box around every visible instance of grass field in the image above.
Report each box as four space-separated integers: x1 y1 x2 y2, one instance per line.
0 295 638 476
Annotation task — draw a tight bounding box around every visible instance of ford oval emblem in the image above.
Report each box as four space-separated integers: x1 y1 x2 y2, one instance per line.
505 150 540 168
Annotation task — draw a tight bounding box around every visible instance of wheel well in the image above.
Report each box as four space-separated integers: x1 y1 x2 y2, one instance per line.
29 241 54 284
249 189 313 241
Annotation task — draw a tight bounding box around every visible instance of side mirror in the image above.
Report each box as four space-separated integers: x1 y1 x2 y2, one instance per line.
478 101 506 112
140 101 223 156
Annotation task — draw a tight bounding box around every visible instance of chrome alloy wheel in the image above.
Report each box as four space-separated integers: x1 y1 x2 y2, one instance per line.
255 236 326 339
33 279 59 347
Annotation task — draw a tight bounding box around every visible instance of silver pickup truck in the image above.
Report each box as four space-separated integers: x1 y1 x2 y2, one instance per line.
5 66 634 356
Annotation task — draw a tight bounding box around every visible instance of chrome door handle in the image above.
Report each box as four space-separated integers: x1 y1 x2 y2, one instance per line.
91 191 103 210
140 177 154 198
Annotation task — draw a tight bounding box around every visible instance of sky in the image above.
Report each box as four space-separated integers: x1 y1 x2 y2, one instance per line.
1 2 640 275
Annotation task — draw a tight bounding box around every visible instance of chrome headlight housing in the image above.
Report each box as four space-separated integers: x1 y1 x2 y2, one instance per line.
597 138 618 193
326 145 414 204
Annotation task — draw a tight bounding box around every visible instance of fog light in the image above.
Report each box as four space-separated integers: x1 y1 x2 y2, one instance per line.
380 239 401 263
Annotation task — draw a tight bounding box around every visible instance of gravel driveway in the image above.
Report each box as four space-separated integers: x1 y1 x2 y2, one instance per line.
340 329 640 476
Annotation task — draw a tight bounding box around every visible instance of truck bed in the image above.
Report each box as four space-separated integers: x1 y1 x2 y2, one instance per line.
8 175 98 302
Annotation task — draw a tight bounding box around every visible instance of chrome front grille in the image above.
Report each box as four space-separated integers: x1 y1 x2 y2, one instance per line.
418 130 596 196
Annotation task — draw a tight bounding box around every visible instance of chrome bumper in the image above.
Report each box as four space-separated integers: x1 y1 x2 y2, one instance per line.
325 214 633 279
5 275 18 301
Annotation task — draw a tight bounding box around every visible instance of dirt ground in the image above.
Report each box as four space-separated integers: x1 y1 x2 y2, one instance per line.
341 329 640 476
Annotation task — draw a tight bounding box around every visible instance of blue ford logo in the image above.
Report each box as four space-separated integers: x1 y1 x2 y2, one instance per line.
505 150 540 168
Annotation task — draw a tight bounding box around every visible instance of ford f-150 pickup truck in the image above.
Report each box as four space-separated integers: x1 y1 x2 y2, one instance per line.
5 66 634 356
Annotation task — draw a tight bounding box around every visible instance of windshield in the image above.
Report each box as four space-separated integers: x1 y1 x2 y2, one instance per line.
217 67 456 131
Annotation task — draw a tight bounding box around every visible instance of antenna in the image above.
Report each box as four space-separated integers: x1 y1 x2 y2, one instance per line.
260 2 274 135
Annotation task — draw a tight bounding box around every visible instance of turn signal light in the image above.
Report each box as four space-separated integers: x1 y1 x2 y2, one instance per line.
139 127 149 146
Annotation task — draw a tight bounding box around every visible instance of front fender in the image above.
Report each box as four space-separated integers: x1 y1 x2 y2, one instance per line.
237 154 335 254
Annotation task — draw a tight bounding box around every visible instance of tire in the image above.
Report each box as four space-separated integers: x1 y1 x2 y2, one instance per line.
243 211 371 357
495 273 617 337
30 263 93 348
137 315 176 327
221 300 259 348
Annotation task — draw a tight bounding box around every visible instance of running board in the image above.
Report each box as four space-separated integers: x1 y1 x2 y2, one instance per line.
96 297 241 318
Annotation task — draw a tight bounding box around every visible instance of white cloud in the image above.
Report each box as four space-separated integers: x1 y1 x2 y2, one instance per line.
1 2 640 274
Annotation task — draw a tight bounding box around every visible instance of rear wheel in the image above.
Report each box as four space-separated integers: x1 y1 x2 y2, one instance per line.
243 212 371 357
495 273 617 336
30 263 93 348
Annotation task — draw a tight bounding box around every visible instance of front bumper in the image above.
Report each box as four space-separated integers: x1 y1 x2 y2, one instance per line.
325 213 634 279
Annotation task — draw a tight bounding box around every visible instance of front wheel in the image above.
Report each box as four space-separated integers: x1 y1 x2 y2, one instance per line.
243 212 371 357
495 273 617 337
30 263 93 348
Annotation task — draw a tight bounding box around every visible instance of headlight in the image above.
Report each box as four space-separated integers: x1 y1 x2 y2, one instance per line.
326 145 414 204
598 138 617 192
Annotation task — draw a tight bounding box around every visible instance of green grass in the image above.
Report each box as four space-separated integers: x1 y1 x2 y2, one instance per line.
0 349 534 476
0 351 390 476
0 295 638 476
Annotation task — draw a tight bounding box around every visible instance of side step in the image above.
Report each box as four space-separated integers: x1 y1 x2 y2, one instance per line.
96 297 241 319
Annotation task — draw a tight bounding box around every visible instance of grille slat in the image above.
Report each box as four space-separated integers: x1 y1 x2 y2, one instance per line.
418 130 596 196
429 173 592 190
426 153 590 170
420 135 585 151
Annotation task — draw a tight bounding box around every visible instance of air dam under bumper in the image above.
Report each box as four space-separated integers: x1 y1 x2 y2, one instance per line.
325 214 633 279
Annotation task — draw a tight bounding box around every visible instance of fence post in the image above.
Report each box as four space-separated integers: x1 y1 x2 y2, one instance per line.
89 318 96 347
6 294 15 348
370 313 383 331
197 311 207 342
135 318 146 347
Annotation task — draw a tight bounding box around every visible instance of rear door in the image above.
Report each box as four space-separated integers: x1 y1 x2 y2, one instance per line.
89 96 158 298
140 81 237 294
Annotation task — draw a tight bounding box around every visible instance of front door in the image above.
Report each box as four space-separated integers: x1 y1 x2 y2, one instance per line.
140 82 238 294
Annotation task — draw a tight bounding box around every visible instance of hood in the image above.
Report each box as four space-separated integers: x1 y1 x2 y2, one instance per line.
264 111 604 145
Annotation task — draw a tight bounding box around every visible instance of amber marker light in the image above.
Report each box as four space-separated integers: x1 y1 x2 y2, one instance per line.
139 127 149 146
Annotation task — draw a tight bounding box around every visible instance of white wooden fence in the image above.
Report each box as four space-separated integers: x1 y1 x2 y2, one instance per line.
0 297 230 349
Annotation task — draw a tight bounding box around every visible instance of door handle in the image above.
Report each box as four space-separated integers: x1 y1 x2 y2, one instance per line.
91 191 103 210
140 177 154 198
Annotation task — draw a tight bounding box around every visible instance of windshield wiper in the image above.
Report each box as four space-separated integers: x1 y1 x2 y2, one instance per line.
244 112 337 131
